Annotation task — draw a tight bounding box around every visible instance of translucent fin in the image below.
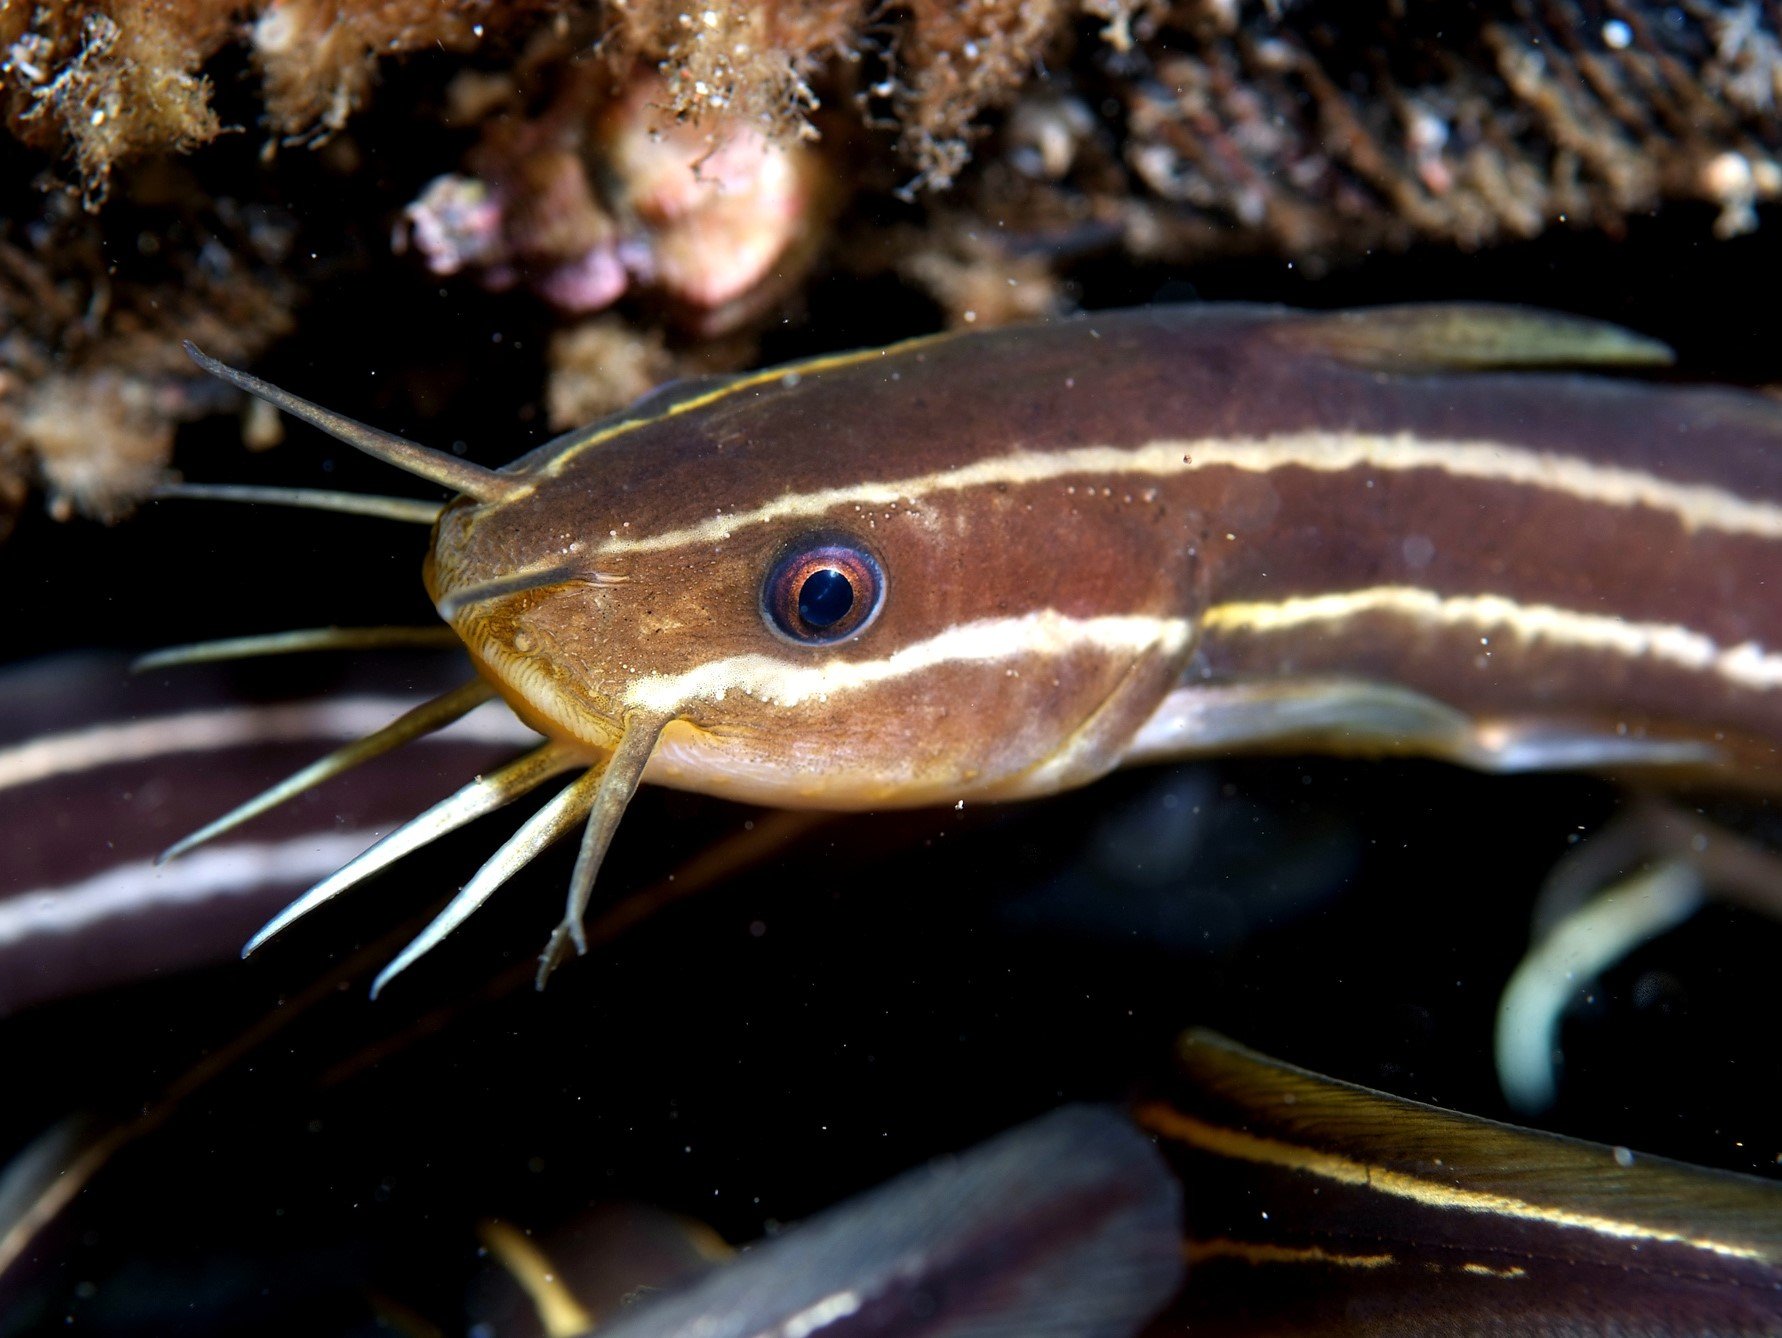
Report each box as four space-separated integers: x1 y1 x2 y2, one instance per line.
371 765 604 997
536 716 670 988
134 625 461 671
151 482 444 524
1123 677 1475 765
1125 678 1721 774
1286 304 1675 372
160 679 496 863
183 343 523 503
244 742 577 956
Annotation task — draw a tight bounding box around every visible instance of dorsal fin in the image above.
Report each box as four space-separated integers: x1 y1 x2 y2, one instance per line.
1281 304 1675 373
183 344 522 503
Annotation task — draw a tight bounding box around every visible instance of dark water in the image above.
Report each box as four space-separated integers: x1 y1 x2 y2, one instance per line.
2 198 1780 1333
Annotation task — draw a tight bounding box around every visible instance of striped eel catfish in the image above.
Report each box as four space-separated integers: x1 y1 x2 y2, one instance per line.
1141 1031 1782 1334
169 302 1782 992
472 1035 1782 1335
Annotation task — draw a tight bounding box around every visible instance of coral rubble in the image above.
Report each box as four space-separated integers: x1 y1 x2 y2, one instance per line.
3 1 1782 530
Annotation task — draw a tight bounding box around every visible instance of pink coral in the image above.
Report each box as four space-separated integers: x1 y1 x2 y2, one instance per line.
403 71 824 332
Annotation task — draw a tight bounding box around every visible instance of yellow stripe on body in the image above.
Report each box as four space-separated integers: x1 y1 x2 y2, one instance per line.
591 431 1782 558
1185 1239 1398 1270
537 332 959 479
1187 1239 1529 1280
1136 1102 1766 1264
620 611 1194 713
1201 587 1782 694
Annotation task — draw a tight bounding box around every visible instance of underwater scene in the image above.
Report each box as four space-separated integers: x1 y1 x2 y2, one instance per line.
3 3 1781 1334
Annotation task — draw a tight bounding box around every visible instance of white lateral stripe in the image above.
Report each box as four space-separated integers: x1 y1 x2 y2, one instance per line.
1202 587 1782 691
621 612 1193 713
0 697 539 795
595 431 1782 557
0 831 380 949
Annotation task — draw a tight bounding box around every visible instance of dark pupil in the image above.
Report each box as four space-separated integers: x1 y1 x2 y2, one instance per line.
797 568 854 628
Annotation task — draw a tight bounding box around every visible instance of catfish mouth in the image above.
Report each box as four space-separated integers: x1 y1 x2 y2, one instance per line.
171 343 702 997
433 557 644 751
459 619 638 755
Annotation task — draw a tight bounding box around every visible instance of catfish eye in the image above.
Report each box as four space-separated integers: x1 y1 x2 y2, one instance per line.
762 535 885 644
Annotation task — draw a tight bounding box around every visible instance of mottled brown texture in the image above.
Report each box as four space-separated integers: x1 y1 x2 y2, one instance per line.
9 0 1782 531
0 0 1089 198
422 68 833 332
971 0 1782 271
0 181 298 522
0 1 548 200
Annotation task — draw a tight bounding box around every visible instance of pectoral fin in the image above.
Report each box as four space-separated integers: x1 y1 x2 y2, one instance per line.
1123 677 1721 774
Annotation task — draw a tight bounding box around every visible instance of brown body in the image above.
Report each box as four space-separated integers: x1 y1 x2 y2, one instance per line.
179 304 1782 986
432 305 1782 808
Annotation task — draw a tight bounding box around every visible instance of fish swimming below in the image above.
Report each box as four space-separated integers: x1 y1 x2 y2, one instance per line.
160 302 1782 992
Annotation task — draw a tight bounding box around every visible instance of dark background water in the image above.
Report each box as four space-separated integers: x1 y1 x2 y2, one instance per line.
3 127 1781 1333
